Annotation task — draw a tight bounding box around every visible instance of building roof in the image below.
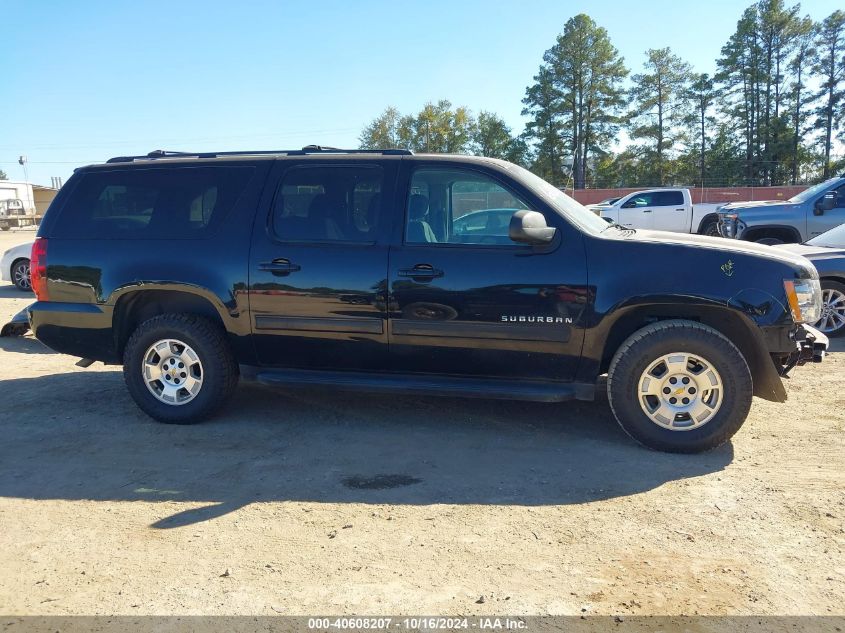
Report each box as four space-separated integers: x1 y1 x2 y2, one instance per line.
0 180 58 191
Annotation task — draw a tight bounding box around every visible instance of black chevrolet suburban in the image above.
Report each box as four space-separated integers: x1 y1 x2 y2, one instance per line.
28 147 828 453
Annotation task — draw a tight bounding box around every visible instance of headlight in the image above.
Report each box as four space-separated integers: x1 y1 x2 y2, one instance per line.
784 279 822 323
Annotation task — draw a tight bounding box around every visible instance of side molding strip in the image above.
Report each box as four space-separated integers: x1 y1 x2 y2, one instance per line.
255 315 384 335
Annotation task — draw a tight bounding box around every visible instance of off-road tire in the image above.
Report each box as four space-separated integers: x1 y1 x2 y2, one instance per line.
123 313 238 424
607 319 753 453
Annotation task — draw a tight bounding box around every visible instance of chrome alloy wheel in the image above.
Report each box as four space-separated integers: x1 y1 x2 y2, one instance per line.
816 288 845 334
142 339 203 406
13 261 31 290
637 352 723 430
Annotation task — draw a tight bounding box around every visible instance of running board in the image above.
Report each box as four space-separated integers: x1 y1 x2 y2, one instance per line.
245 367 594 402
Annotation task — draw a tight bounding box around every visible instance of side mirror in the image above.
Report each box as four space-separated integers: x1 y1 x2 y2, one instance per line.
815 193 835 215
621 200 636 209
509 210 556 245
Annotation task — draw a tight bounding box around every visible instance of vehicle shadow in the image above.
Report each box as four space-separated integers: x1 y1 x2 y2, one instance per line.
0 370 734 528
0 285 32 299
827 337 845 353
0 334 51 354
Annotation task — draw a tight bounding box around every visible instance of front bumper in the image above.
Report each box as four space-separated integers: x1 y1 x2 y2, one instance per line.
777 323 828 376
718 216 744 239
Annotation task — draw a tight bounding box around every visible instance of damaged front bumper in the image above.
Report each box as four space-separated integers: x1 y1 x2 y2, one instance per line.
777 323 828 377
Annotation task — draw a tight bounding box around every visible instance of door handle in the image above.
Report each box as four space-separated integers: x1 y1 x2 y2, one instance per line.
259 258 301 275
642 209 652 213
676 208 685 211
398 264 444 280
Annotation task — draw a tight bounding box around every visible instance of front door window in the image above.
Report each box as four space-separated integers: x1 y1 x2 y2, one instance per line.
405 168 536 247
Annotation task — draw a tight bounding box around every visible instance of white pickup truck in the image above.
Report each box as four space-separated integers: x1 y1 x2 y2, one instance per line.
590 188 722 235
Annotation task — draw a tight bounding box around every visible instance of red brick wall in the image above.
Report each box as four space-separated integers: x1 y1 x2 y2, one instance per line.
570 186 806 206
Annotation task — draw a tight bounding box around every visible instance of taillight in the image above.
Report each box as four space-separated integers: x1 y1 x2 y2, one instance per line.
30 238 48 301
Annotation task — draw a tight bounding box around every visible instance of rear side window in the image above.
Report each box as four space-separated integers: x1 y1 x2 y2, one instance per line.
272 165 383 242
652 191 684 206
53 166 255 239
624 191 684 207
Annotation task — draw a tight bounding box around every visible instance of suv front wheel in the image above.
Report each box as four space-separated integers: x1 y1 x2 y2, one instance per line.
607 320 753 453
123 314 238 424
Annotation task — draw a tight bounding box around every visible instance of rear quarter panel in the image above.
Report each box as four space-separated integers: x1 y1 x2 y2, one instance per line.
34 161 272 363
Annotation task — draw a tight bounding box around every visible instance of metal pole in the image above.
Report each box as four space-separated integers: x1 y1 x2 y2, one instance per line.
19 156 34 214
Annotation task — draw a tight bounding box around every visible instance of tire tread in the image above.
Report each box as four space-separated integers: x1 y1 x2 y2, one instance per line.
607 319 752 453
123 313 238 424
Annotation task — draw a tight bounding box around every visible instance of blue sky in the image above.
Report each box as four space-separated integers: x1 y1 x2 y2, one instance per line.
2 0 842 186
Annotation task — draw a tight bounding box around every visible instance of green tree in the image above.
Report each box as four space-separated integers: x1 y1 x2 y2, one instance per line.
717 5 761 183
812 10 845 178
0 169 6 180
408 100 474 153
525 14 628 189
592 147 649 188
470 111 528 165
705 124 748 186
521 66 565 183
358 106 407 149
787 15 816 184
758 0 801 184
471 111 513 157
717 1 806 185
628 47 692 185
683 73 718 187
359 101 476 154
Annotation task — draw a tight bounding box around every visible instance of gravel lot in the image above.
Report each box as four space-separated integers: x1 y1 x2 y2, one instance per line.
0 229 842 616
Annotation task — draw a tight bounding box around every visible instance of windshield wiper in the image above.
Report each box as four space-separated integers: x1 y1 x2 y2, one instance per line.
602 221 636 234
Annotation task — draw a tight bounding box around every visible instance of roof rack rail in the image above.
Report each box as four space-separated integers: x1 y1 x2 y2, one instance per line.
106 146 413 163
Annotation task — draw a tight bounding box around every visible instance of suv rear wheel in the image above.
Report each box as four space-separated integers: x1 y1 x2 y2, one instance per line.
607 320 752 453
123 313 238 424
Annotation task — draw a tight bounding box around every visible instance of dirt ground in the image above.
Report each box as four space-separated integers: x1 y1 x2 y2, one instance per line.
0 229 842 617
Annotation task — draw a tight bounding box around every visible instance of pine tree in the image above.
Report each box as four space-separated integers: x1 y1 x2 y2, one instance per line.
812 10 845 178
787 16 816 184
521 66 565 183
628 47 692 185
718 1 804 185
523 14 627 188
683 73 718 187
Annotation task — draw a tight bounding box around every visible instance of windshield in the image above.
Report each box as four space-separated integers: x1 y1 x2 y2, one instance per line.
789 177 841 203
807 222 845 248
503 163 610 233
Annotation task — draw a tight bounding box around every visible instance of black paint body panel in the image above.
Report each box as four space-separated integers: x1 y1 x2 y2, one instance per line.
28 154 818 400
